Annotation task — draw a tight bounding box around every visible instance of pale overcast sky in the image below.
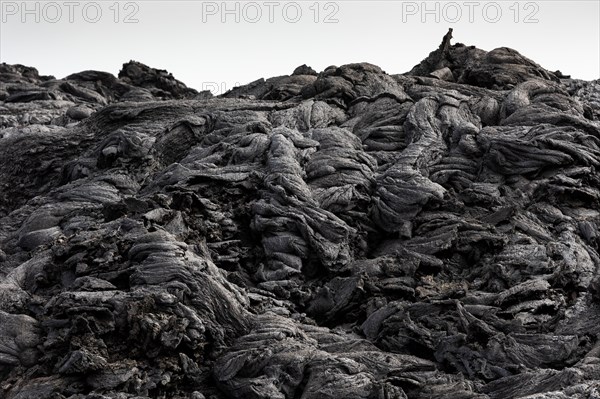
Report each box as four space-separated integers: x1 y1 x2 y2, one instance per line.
1 1 599 94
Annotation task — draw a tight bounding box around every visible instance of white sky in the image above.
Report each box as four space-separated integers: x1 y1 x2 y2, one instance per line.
1 1 599 94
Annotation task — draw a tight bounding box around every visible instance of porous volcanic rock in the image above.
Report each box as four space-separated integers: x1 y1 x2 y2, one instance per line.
1 31 600 399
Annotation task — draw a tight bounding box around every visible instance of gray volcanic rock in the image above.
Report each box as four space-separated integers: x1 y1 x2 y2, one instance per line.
408 28 560 90
118 61 199 100
1 31 600 399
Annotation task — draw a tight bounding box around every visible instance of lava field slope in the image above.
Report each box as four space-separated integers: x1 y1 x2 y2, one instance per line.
1 31 600 399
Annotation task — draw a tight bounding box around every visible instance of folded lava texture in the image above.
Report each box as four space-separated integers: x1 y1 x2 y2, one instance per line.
1 30 600 399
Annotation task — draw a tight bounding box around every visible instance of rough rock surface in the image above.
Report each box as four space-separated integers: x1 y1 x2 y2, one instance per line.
1 32 600 399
